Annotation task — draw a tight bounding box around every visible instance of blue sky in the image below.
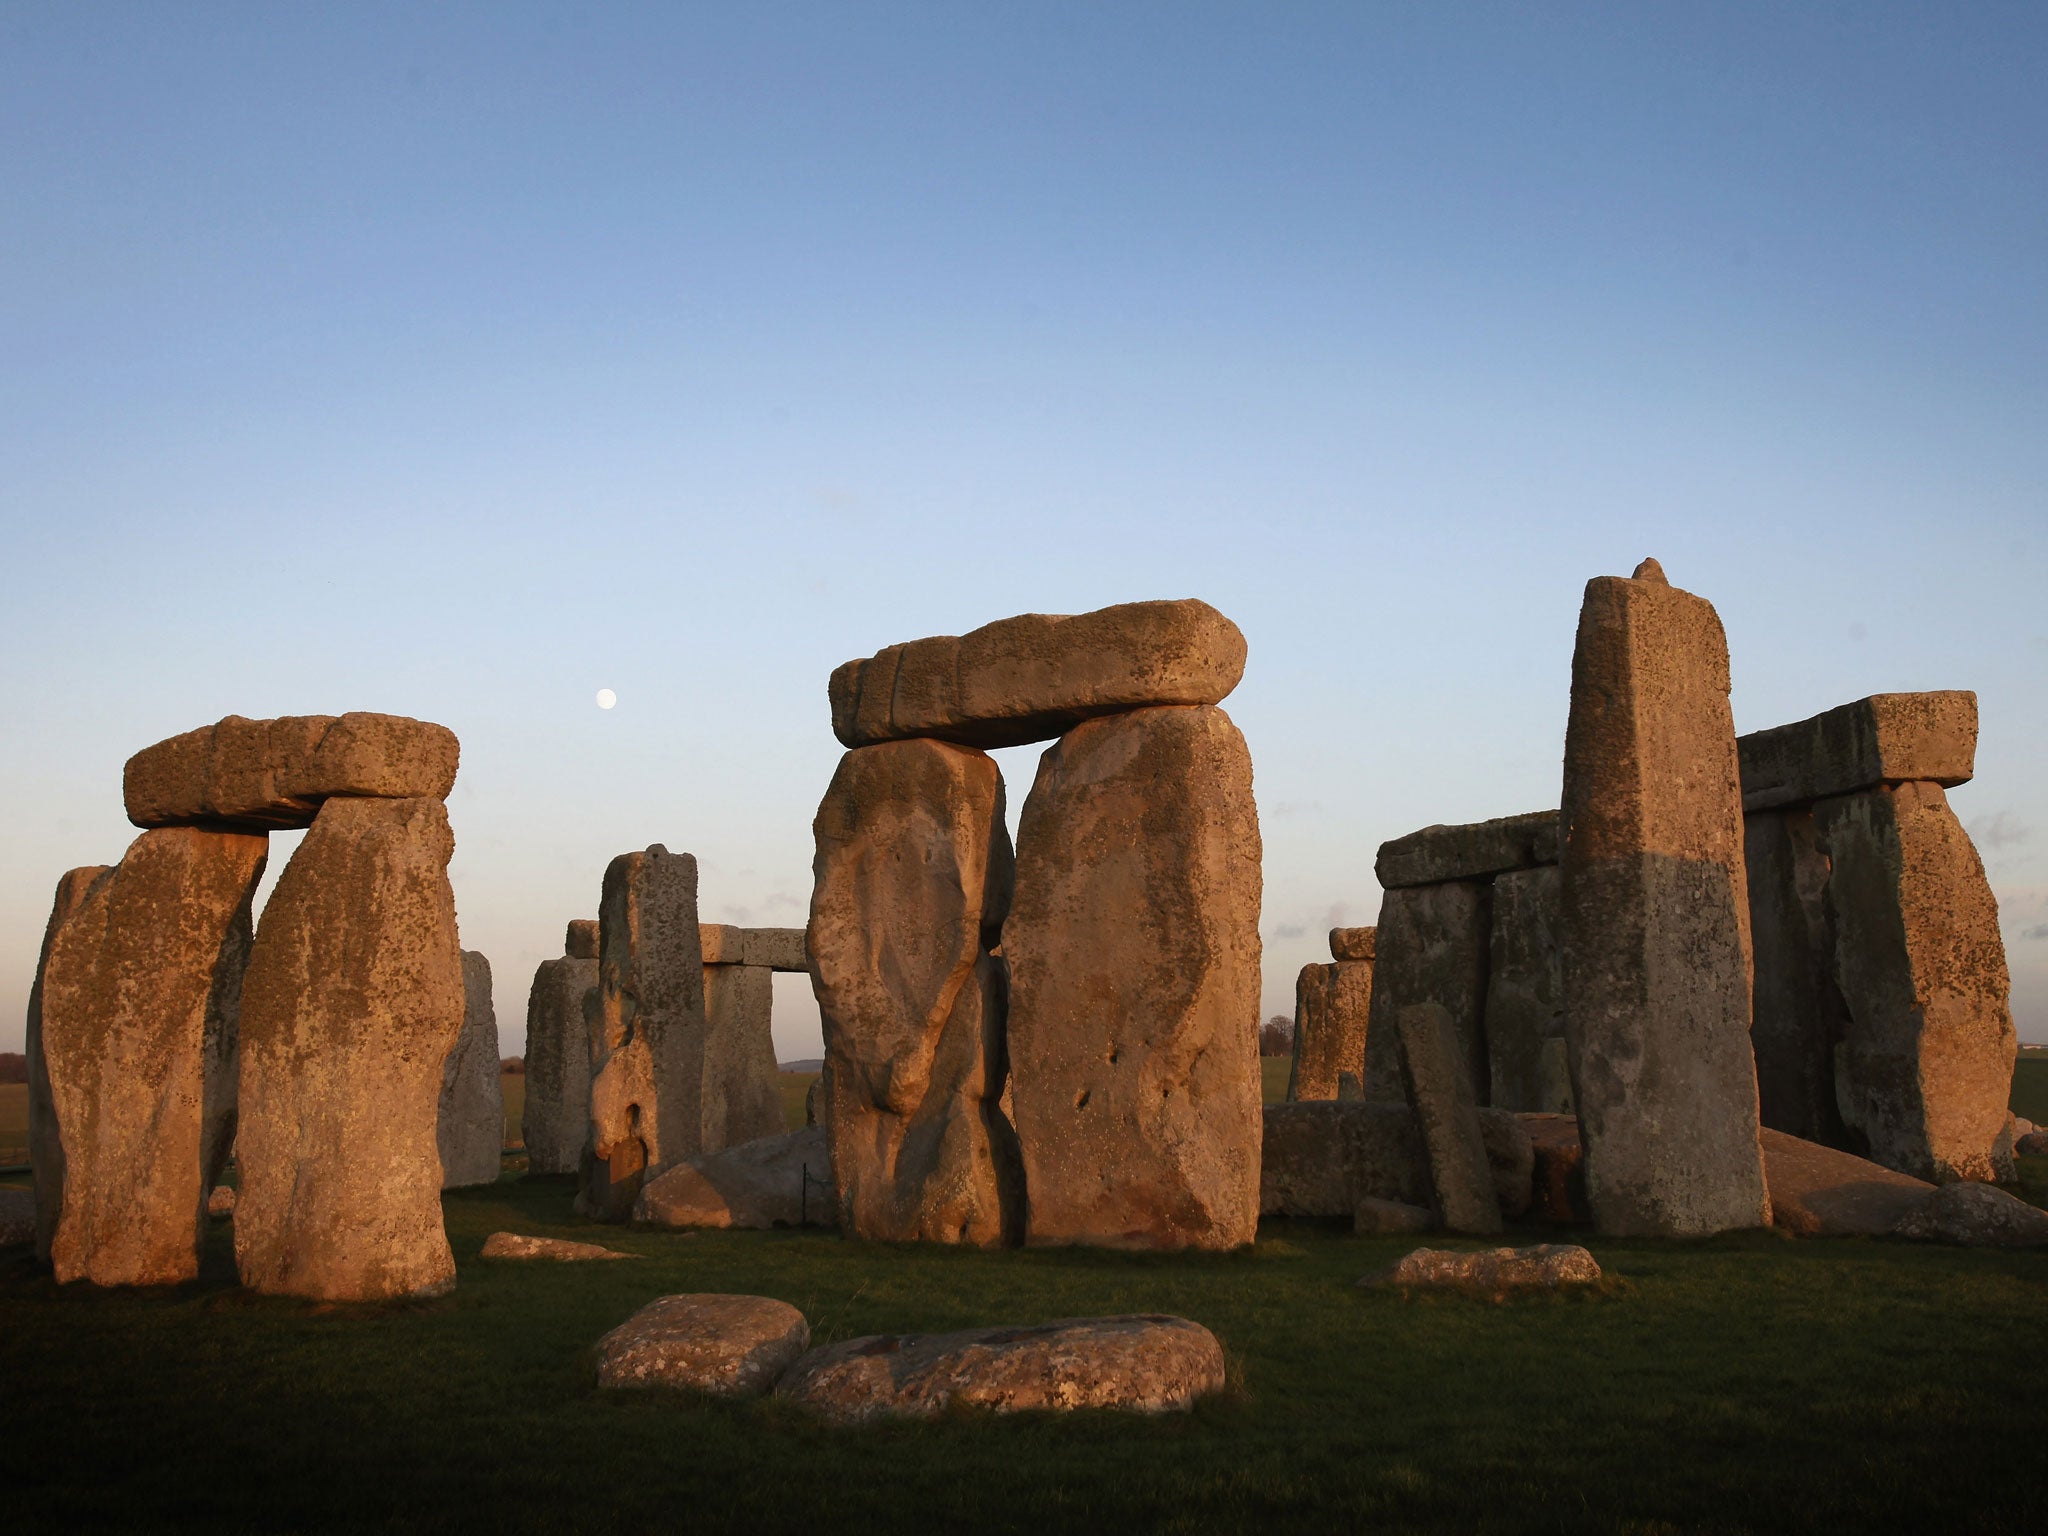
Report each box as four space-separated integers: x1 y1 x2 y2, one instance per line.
3 3 2043 1057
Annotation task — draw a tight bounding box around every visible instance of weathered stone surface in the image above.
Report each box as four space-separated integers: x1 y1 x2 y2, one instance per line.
235 796 464 1301
1362 1244 1602 1297
596 1295 811 1397
438 951 503 1189
1891 1181 2048 1248
1396 1004 1502 1235
1362 881 1490 1103
38 829 267 1285
124 713 460 830
1329 926 1377 962
1738 692 1977 813
1354 1197 1435 1235
1483 865 1564 1112
207 1185 235 1218
741 927 808 972
2018 1130 2048 1156
28 865 112 1262
1519 1113 1590 1224
1375 811 1560 890
564 919 599 961
804 1075 826 1129
1258 1102 1530 1218
1 1188 38 1247
702 962 785 1152
698 923 745 964
521 955 598 1175
479 1231 635 1261
579 846 706 1221
1814 782 2014 1184
1286 961 1372 1102
1759 1128 1932 1237
634 1125 837 1229
1745 808 1852 1145
1559 561 1770 1237
1479 1110 1535 1219
776 1315 1225 1424
1007 706 1262 1250
829 599 1248 750
811 738 1019 1244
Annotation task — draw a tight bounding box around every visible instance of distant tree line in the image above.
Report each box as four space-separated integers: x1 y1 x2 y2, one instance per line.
1257 1016 1294 1057
0 1051 25 1084
501 1057 524 1075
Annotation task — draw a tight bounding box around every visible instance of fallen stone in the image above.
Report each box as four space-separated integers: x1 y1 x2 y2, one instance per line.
1738 691 1978 813
1396 1003 1502 1235
1286 960 1372 1102
2017 1131 2048 1156
740 927 808 972
438 950 504 1189
235 796 465 1301
1890 1181 2048 1248
701 961 785 1152
1375 810 1560 890
1483 864 1564 1112
1745 807 1852 1145
124 713 460 830
479 1231 636 1261
27 865 109 1262
1007 705 1262 1250
521 953 598 1176
1362 880 1490 1102
1519 1114 1591 1224
634 1125 837 1230
564 919 599 961
1354 1197 1435 1235
0 1188 36 1247
596 1294 811 1397
810 739 1018 1244
1259 1102 1531 1218
207 1185 235 1219
1362 1244 1602 1298
829 599 1248 750
775 1314 1225 1424
1329 926 1377 962
1559 560 1770 1236
1759 1128 1933 1237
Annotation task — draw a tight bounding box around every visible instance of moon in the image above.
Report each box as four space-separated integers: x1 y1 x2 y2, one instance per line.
595 688 617 710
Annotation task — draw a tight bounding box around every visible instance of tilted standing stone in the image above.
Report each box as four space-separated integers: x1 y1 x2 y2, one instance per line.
1006 705 1262 1250
1483 865 1564 1112
809 739 1019 1245
1744 808 1850 1145
438 951 503 1189
521 924 598 1176
35 833 265 1285
1362 881 1491 1103
235 796 466 1299
701 960 785 1152
1395 1003 1503 1235
579 846 706 1221
28 864 112 1263
1559 558 1769 1236
1287 953 1373 1103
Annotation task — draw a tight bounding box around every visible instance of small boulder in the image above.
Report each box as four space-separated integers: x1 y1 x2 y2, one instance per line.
481 1232 637 1262
2015 1130 2048 1156
207 1185 236 1219
634 1126 836 1229
1362 1243 1602 1299
1890 1182 2048 1248
1354 1197 1435 1235
0 1188 35 1247
595 1294 810 1397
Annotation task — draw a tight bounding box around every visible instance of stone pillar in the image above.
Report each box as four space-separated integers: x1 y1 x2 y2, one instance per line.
438 950 503 1189
700 943 785 1152
520 920 598 1176
1396 1002 1503 1235
1362 881 1490 1103
1287 950 1373 1103
1744 808 1850 1145
809 739 1019 1246
1006 705 1262 1250
27 864 112 1264
1483 865 1563 1112
235 797 464 1300
1559 558 1769 1236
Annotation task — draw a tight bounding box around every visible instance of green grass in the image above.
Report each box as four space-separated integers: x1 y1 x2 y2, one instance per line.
2010 1051 2048 1124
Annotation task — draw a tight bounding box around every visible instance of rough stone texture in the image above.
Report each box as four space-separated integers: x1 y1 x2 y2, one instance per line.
1759 1128 1932 1237
234 796 465 1301
1362 1244 1602 1298
124 713 460 830
1891 1181 2048 1248
1354 1197 1435 1235
0 1188 36 1247
698 923 745 964
596 1294 811 1397
1745 808 1852 1146
207 1185 235 1218
479 1231 635 1261
1483 865 1564 1112
521 955 598 1175
1007 705 1262 1250
1362 881 1491 1103
27 864 112 1262
2018 1130 2048 1156
1285 960 1372 1102
1519 1114 1591 1224
1375 811 1560 890
701 962 786 1152
564 919 599 960
1258 1102 1530 1218
1813 782 2015 1184
634 1125 837 1230
438 951 504 1189
1738 691 1978 813
1395 1004 1503 1235
741 927 808 972
810 738 1019 1245
776 1315 1225 1424
805 1075 826 1129
37 829 267 1285
1559 562 1771 1237
1329 926 1377 962
578 845 706 1221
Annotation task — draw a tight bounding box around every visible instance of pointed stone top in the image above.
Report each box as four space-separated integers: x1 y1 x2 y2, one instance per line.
1631 557 1668 585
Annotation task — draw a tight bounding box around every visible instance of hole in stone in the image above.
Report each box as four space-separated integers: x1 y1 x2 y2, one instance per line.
1106 1046 1120 1065
1074 1089 1090 1110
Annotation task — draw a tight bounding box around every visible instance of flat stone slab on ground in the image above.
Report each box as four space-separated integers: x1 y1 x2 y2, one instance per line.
595 1294 811 1397
1760 1128 1932 1238
0 1188 34 1247
1890 1183 2048 1248
1375 810 1559 890
1738 691 1977 813
480 1232 637 1261
634 1125 837 1229
775 1314 1226 1424
1362 1244 1602 1298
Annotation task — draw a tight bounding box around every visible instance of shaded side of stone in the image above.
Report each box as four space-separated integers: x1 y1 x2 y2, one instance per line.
1258 1102 1529 1218
1363 881 1491 1103
438 950 503 1189
1287 960 1372 1103
1737 691 1977 813
521 956 597 1175
1759 1127 1931 1237
1518 1113 1592 1224
1375 810 1560 890
1745 808 1852 1146
701 963 785 1153
1483 864 1563 1112
28 864 112 1262
1395 1003 1503 1234
634 1124 836 1230
740 927 807 972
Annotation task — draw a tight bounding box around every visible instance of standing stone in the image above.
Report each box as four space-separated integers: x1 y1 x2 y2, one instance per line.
1745 808 1851 1146
438 951 503 1189
1362 881 1490 1103
1813 782 2015 1182
34 832 265 1285
701 962 785 1152
579 846 706 1221
1484 865 1564 1112
1395 1003 1503 1235
521 944 599 1175
809 739 1019 1245
1287 960 1373 1102
27 864 112 1263
564 918 599 960
1559 558 1769 1236
1006 705 1262 1250
235 796 465 1300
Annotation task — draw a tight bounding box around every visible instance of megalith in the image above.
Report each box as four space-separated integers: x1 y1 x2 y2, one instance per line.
1395 1002 1503 1235
521 922 598 1176
235 796 465 1300
1362 881 1491 1103
1744 808 1850 1145
1483 865 1564 1112
1287 944 1373 1103
1559 558 1769 1236
35 833 265 1286
1005 705 1262 1250
438 951 503 1189
700 954 785 1152
809 739 1019 1245
27 864 110 1263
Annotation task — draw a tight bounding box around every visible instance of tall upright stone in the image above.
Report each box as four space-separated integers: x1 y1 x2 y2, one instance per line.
438 951 503 1189
1362 881 1491 1103
579 846 706 1221
1287 957 1373 1103
701 961 786 1152
1395 1003 1503 1235
33 834 265 1285
1559 558 1769 1236
1483 865 1564 1112
1006 705 1262 1250
1744 808 1851 1145
28 865 112 1262
235 796 465 1300
809 739 1019 1245
521 927 598 1176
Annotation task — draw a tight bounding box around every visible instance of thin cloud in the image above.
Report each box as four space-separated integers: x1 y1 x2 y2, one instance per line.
1970 812 2030 850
